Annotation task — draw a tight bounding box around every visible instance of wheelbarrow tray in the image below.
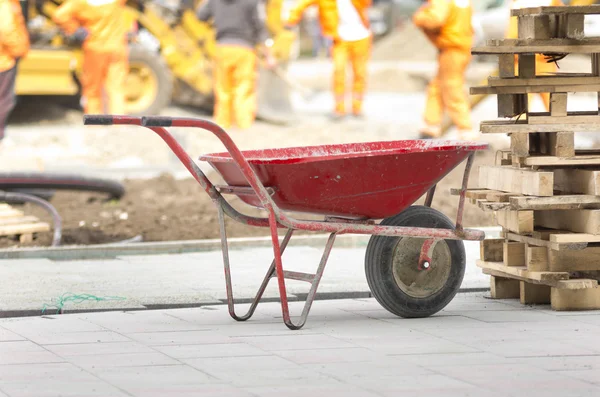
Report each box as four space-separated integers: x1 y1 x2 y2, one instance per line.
200 140 486 219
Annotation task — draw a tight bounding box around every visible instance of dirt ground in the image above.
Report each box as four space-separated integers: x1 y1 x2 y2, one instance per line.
0 148 495 248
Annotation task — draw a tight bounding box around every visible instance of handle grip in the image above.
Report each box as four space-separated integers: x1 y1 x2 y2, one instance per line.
141 116 173 127
83 115 114 125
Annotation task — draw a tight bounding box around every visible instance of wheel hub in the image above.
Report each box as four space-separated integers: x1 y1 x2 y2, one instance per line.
391 237 452 299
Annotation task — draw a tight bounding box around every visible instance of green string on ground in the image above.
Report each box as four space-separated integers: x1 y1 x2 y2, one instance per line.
42 293 127 315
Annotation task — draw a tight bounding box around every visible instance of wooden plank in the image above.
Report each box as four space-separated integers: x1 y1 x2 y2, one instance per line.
548 246 600 272
555 279 598 290
478 165 554 196
478 200 512 212
547 132 575 157
0 223 50 237
0 216 42 227
476 260 570 285
498 54 515 78
497 94 526 118
487 37 600 46
512 6 600 17
564 14 585 39
529 113 600 125
471 83 600 95
497 211 534 234
523 155 600 166
518 54 536 78
0 209 25 219
451 189 516 202
526 245 549 272
511 133 530 157
551 287 600 311
510 195 600 210
549 93 568 117
535 210 600 235
490 276 521 299
554 169 600 195
520 281 551 304
480 239 504 262
472 44 600 55
518 15 552 40
488 75 600 87
550 233 600 244
504 242 526 267
506 231 587 251
480 120 600 134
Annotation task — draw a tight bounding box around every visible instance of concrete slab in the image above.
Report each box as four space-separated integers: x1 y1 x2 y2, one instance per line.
1 295 598 397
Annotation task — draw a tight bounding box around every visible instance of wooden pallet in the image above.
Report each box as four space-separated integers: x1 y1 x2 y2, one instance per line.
470 5 600 311
0 204 50 243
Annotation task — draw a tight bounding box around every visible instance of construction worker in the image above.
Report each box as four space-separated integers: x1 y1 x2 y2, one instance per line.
414 0 475 140
0 0 30 143
197 0 277 130
507 0 564 112
285 0 372 120
52 0 130 115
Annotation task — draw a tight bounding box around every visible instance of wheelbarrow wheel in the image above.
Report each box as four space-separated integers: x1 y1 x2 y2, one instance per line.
365 205 466 318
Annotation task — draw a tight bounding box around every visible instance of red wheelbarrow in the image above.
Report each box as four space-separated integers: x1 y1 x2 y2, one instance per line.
84 115 488 330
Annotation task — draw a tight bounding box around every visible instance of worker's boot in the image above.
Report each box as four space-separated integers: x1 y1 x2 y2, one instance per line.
418 124 442 139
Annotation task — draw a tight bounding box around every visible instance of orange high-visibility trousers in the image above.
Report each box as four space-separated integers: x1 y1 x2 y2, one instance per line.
424 48 472 132
514 55 556 111
81 50 128 115
213 45 258 130
332 36 371 115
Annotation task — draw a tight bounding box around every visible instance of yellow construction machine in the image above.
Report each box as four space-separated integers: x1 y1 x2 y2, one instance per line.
15 0 298 123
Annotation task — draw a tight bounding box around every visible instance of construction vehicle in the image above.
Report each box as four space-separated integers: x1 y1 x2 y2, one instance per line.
15 0 298 123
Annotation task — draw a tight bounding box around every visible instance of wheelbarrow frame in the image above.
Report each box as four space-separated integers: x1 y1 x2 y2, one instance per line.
84 115 486 330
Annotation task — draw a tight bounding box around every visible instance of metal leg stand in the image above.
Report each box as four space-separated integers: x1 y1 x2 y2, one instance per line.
267 209 337 330
218 205 294 321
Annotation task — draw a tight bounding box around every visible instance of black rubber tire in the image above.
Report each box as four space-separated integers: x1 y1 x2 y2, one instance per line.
0 172 125 199
365 205 466 318
126 45 173 116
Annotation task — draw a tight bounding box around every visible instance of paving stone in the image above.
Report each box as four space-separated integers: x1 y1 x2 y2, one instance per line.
351 373 476 393
0 363 86 382
519 356 600 372
0 382 129 397
235 334 356 351
555 369 600 385
154 342 270 359
44 341 155 357
184 355 300 374
0 327 25 342
203 368 340 388
93 365 219 389
0 341 65 365
120 384 257 397
305 358 433 382
67 352 180 369
459 310 562 323
127 330 234 346
349 334 480 355
272 347 381 364
244 383 382 397
22 331 131 345
402 352 518 367
81 311 206 333
435 363 599 391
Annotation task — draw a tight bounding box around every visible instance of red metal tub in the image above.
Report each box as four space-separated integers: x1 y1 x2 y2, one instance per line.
199 140 486 219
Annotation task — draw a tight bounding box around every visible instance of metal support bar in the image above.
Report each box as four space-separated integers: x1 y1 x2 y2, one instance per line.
279 271 316 283
424 185 436 207
218 205 294 322
455 153 475 231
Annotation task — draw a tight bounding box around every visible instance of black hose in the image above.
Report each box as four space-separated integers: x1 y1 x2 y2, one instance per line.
0 191 62 247
0 172 125 199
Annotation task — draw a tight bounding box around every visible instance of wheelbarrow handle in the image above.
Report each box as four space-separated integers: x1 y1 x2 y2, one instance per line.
141 116 174 127
83 115 115 125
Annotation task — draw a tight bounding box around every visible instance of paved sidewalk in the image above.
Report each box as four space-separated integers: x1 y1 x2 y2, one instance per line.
0 238 493 316
1 294 600 397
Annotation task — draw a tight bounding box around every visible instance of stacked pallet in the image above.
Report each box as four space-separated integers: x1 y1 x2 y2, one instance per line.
462 6 600 310
0 203 50 244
